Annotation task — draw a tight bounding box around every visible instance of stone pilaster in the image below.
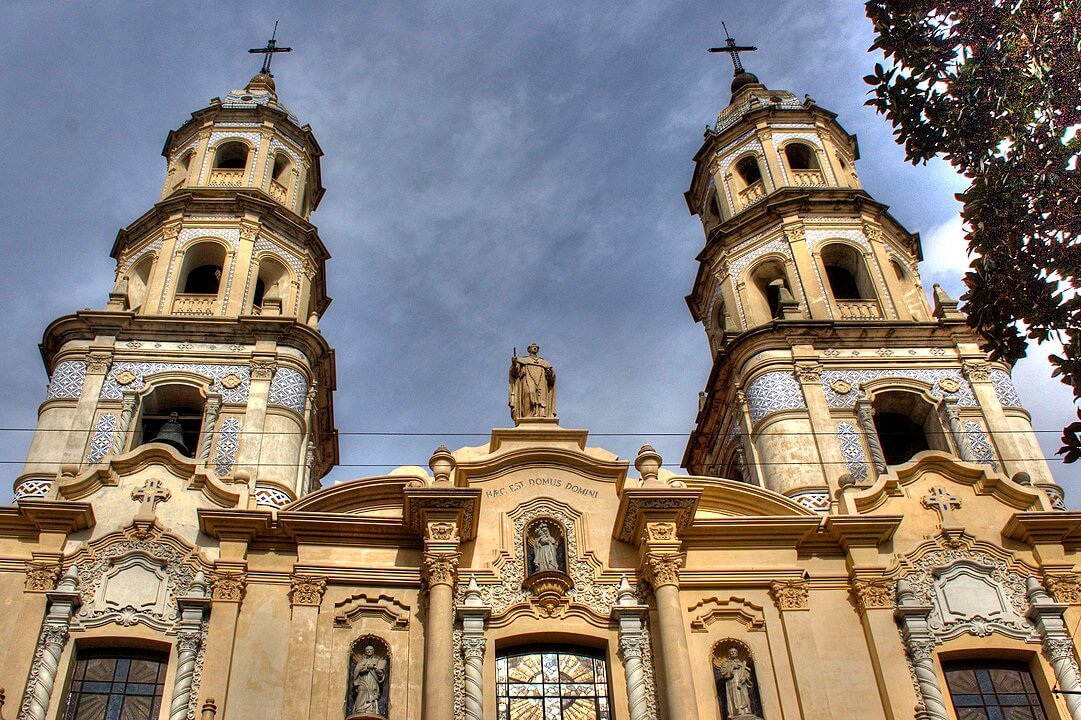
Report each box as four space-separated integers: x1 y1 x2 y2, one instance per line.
282 574 327 720
894 579 949 720
168 572 210 720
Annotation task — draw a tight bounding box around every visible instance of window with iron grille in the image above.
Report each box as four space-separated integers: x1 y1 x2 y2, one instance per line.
943 660 1048 720
62 649 168 720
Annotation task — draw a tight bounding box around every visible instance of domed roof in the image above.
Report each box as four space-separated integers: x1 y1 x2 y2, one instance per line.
714 86 804 134
221 73 299 125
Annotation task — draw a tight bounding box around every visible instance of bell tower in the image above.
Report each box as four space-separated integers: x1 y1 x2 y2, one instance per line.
14 55 339 509
681 34 1063 513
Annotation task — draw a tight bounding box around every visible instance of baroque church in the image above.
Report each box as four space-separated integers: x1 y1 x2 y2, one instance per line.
0 34 1077 720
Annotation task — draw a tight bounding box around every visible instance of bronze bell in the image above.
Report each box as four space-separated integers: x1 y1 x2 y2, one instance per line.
151 412 189 455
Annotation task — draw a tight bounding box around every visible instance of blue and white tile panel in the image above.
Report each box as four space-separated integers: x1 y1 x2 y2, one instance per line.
836 422 868 481
790 489 830 514
13 478 52 500
214 418 241 476
268 367 308 413
989 369 1022 408
254 484 294 509
745 371 806 424
86 414 117 464
46 360 87 400
821 369 976 408
100 363 250 403
963 421 998 470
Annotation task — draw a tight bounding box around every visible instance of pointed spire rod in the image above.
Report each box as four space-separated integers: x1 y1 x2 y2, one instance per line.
709 21 757 75
248 20 292 77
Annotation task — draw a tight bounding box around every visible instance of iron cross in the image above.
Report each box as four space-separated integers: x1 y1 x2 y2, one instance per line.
708 22 757 75
249 21 292 76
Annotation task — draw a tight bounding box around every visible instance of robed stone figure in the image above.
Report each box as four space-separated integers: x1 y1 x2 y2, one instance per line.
529 523 562 574
349 645 388 718
509 344 556 423
716 648 759 719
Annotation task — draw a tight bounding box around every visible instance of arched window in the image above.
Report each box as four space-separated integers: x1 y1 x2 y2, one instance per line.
62 647 168 720
270 153 293 204
251 257 290 315
171 150 193 190
820 243 879 318
213 142 248 169
746 259 793 325
731 155 766 210
126 255 153 313
783 143 818 171
496 647 611 720
134 384 205 457
871 391 949 466
175 242 225 314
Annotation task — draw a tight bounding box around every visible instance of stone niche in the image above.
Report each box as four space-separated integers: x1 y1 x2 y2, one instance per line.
345 635 390 720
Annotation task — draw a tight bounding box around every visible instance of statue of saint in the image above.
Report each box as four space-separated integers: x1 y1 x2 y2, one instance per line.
716 648 756 719
350 645 387 717
530 523 560 573
509 344 556 422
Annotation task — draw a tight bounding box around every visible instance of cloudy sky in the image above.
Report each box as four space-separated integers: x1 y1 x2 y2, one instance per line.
0 1 1075 502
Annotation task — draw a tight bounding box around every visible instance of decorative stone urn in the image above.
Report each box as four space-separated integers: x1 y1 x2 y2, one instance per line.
524 570 573 616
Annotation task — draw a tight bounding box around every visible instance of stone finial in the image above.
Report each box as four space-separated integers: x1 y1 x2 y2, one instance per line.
895 578 917 606
932 284 963 319
200 698 218 720
1011 471 1033 486
57 564 79 593
634 444 663 486
428 445 455 484
307 311 320 330
1026 576 1054 605
188 571 208 598
617 575 636 607
464 576 483 607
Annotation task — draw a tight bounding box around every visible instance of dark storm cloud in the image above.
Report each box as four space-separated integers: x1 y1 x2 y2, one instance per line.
0 1 1073 500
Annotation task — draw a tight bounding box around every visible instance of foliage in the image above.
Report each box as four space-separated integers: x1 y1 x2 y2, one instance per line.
863 0 1080 459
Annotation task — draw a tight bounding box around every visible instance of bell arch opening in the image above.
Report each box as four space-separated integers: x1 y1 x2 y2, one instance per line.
746 258 791 325
871 390 950 466
270 152 293 203
133 383 206 457
251 256 291 315
213 141 249 170
730 154 766 210
176 242 226 314
126 255 154 313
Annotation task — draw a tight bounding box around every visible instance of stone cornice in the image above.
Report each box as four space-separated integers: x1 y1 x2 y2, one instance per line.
613 487 701 544
197 508 418 546
1003 512 1081 547
681 516 822 549
6 501 95 535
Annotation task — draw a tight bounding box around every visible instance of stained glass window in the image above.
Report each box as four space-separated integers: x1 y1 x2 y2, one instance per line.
943 660 1048 720
496 648 611 720
62 649 168 720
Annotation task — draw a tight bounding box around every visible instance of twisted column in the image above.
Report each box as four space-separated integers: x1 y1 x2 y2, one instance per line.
941 397 973 462
112 393 137 455
20 567 80 720
895 580 948 720
167 631 202 720
462 637 485 720
1028 578 1081 719
856 401 887 473
620 635 649 720
197 397 221 463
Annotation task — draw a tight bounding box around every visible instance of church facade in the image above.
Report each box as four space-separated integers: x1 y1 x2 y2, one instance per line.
0 49 1078 720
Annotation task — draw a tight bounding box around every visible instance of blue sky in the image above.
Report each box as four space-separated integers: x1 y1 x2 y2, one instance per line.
0 1 1074 501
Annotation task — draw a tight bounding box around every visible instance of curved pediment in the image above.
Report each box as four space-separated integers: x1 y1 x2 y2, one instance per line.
681 476 818 517
285 474 419 516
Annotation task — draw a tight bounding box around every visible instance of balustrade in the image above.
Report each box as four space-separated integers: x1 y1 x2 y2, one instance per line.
836 299 882 319
792 169 826 187
269 180 288 203
208 168 245 187
172 293 216 316
738 180 766 209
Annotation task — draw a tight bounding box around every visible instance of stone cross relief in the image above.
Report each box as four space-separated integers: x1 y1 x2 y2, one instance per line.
131 477 171 515
921 486 961 525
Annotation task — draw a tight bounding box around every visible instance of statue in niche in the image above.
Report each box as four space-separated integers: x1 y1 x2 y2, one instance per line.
509 344 556 422
346 641 389 719
526 521 566 575
714 644 762 720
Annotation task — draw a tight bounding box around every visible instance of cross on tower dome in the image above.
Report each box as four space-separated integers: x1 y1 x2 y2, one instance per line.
248 20 292 77
708 22 761 95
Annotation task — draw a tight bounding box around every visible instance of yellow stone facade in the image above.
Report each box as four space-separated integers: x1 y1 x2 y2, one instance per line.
0 66 1077 720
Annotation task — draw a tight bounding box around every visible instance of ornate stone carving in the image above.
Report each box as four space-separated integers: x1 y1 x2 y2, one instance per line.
769 579 809 611
829 378 853 395
209 572 246 603
937 377 961 394
794 362 822 384
249 359 276 381
86 354 112 375
713 641 763 720
422 552 459 587
24 561 60 592
115 369 138 386
644 522 676 542
1045 574 1081 605
427 521 458 542
961 360 990 382
347 638 389 718
851 577 893 612
220 373 242 389
643 554 683 588
921 487 961 521
289 576 326 606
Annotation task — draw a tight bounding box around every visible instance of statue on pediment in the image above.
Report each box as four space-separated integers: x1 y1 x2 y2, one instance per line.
509 344 556 423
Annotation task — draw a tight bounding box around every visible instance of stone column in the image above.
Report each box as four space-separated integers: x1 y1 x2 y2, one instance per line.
168 573 210 720
856 399 887 474
111 391 137 456
422 522 460 720
638 520 699 720
196 396 222 464
1027 578 1081 720
457 577 489 720
20 566 80 720
940 396 974 463
612 577 650 720
894 579 948 720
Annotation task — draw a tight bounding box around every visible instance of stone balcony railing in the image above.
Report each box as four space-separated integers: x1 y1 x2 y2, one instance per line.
172 293 217 316
836 299 882 319
791 169 826 187
269 179 288 203
738 180 767 209
208 168 245 187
